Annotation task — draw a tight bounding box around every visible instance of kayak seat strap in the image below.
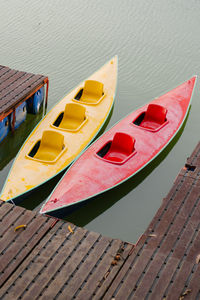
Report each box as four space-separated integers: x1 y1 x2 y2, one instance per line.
59 103 86 130
79 80 104 104
34 130 64 162
104 132 135 162
140 104 167 130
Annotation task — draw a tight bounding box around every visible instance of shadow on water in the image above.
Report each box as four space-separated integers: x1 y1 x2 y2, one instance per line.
0 112 44 170
96 104 114 139
64 109 191 227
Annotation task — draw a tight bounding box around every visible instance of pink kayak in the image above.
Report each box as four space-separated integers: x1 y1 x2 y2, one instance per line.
40 76 196 217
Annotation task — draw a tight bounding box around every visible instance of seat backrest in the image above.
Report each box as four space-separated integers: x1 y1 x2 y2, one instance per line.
64 103 86 121
40 130 64 151
83 80 103 97
110 132 135 155
145 104 167 124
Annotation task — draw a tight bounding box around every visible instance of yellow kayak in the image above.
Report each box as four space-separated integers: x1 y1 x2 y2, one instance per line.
1 56 118 202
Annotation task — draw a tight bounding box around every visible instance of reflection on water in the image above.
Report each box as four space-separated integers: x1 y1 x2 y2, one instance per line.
1 0 200 242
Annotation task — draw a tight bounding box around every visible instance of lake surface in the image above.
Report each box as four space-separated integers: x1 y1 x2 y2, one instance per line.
1 0 200 243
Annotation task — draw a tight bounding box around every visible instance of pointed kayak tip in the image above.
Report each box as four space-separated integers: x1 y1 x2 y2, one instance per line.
111 55 118 65
185 75 197 90
40 207 45 214
189 75 197 84
40 203 49 215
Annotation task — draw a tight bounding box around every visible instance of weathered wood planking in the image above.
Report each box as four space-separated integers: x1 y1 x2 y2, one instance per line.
0 65 48 116
0 201 54 288
0 201 131 300
104 141 200 300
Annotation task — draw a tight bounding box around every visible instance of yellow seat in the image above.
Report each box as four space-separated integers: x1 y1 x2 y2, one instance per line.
34 130 64 162
59 103 87 131
77 80 104 104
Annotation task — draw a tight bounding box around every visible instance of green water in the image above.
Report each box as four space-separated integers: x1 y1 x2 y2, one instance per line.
0 0 200 243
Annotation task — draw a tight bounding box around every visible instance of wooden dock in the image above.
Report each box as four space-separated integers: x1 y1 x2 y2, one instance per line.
1 142 200 299
0 65 48 125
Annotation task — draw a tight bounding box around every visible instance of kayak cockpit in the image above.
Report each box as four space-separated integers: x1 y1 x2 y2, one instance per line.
133 104 168 131
96 132 136 164
74 80 105 105
27 130 66 163
52 103 88 132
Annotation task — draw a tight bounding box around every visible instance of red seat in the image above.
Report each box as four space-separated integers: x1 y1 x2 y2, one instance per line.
104 132 135 162
140 104 167 130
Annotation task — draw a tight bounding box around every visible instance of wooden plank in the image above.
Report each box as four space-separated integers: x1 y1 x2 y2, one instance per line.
16 226 88 300
0 216 52 287
0 201 16 225
165 262 194 300
0 222 77 299
147 256 179 300
0 209 34 254
0 220 62 298
0 208 27 238
1 213 49 267
78 241 128 300
40 231 101 299
166 229 200 299
0 67 9 77
94 242 132 300
0 211 52 287
133 216 198 299
0 72 32 101
133 253 166 299
56 235 112 299
103 235 147 300
149 190 200 299
0 70 17 87
0 69 17 88
182 266 200 299
110 248 156 299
